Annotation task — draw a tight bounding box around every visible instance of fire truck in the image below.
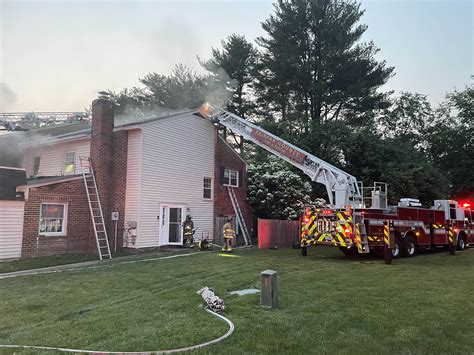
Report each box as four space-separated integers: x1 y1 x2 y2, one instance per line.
202 105 473 258
300 194 474 258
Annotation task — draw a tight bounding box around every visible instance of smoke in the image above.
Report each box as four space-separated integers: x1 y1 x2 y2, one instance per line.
0 131 54 168
114 106 188 127
0 132 26 167
0 82 18 111
204 64 238 108
111 64 237 126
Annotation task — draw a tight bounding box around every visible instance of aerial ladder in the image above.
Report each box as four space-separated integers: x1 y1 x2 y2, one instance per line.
202 105 362 209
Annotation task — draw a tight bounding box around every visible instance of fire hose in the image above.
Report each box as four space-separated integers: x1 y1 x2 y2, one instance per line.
0 291 233 354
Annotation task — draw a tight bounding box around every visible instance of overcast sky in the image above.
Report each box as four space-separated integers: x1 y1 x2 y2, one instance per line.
0 0 472 112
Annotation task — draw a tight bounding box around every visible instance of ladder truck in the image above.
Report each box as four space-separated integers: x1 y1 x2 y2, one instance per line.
202 105 474 258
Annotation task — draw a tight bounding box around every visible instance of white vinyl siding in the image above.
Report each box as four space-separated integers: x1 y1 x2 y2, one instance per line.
24 138 90 177
124 129 142 246
0 200 25 260
138 113 215 248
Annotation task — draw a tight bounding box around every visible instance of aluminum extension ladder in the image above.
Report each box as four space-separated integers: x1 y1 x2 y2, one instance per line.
227 186 251 246
79 156 112 260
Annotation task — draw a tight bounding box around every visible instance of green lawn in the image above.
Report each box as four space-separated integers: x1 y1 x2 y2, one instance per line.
0 248 182 274
0 247 473 354
0 253 98 274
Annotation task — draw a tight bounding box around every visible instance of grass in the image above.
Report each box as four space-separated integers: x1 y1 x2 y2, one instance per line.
0 247 473 354
0 253 98 274
0 248 184 274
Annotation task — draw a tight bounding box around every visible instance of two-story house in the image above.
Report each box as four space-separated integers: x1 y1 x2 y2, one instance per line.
0 98 252 259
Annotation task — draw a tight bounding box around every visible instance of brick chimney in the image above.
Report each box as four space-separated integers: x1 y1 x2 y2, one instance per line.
90 98 115 241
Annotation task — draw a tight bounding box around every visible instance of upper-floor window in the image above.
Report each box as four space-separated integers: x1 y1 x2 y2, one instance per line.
39 203 67 236
203 177 212 199
223 169 239 187
33 156 41 176
64 152 75 174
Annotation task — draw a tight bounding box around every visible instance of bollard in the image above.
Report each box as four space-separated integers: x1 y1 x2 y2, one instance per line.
447 224 456 256
260 270 278 308
383 220 392 265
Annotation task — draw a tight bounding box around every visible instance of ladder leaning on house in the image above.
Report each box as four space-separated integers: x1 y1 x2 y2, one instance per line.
227 186 252 246
79 156 112 260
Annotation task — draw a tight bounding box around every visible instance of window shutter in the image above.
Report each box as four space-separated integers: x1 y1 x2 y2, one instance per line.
220 167 226 185
238 170 243 188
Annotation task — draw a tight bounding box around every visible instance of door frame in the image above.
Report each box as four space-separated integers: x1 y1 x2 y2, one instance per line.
159 203 187 245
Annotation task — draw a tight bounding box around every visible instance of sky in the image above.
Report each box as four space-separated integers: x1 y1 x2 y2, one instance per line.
0 0 472 112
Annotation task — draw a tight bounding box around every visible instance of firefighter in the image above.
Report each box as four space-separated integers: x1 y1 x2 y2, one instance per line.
222 217 235 253
183 215 194 246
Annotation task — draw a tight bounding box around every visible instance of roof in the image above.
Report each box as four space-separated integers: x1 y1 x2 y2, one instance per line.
0 167 26 200
114 108 199 130
0 109 202 142
25 121 91 139
24 174 83 187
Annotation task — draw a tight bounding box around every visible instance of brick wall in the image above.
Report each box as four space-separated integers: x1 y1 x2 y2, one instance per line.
109 130 128 250
20 98 129 257
21 179 95 257
214 134 253 238
90 98 114 242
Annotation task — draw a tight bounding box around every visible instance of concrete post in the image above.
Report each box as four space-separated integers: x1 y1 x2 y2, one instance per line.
260 270 278 308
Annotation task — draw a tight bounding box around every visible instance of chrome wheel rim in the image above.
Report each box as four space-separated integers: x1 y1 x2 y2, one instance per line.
392 243 399 257
459 239 465 250
407 241 415 255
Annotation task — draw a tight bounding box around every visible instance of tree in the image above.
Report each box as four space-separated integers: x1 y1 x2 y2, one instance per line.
108 64 208 119
247 156 323 219
379 92 433 142
201 34 258 118
256 0 394 134
425 82 474 199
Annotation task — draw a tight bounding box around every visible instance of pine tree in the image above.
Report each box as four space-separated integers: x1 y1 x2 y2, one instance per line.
256 0 394 133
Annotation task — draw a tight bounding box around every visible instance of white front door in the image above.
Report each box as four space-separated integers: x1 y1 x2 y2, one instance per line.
160 205 186 245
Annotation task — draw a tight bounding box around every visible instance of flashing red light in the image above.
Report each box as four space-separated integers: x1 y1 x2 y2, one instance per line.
462 203 471 208
344 228 350 234
454 227 459 233
322 210 332 215
304 218 310 223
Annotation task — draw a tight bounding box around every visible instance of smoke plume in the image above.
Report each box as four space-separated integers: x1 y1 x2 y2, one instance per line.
0 82 18 111
0 131 54 168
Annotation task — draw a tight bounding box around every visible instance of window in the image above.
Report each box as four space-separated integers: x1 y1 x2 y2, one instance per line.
64 152 75 174
203 178 212 199
33 156 41 176
223 169 239 187
39 203 67 236
449 203 457 220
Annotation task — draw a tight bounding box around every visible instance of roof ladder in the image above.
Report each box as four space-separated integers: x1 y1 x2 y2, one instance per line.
227 186 252 246
79 156 112 260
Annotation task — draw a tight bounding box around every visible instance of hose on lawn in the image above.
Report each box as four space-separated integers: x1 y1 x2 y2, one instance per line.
0 308 234 354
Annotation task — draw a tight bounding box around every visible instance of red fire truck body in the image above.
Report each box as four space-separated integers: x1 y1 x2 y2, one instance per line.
301 200 474 257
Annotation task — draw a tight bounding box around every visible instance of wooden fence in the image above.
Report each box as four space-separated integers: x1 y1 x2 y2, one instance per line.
258 218 300 249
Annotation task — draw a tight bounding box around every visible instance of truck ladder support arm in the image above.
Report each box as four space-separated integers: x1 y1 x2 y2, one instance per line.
205 107 361 208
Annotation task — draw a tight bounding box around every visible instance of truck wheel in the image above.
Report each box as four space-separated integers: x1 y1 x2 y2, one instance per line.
301 246 308 256
457 235 467 251
391 238 401 258
339 247 357 256
402 236 417 257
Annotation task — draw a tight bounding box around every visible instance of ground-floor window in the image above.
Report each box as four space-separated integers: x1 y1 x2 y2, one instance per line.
39 203 68 236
